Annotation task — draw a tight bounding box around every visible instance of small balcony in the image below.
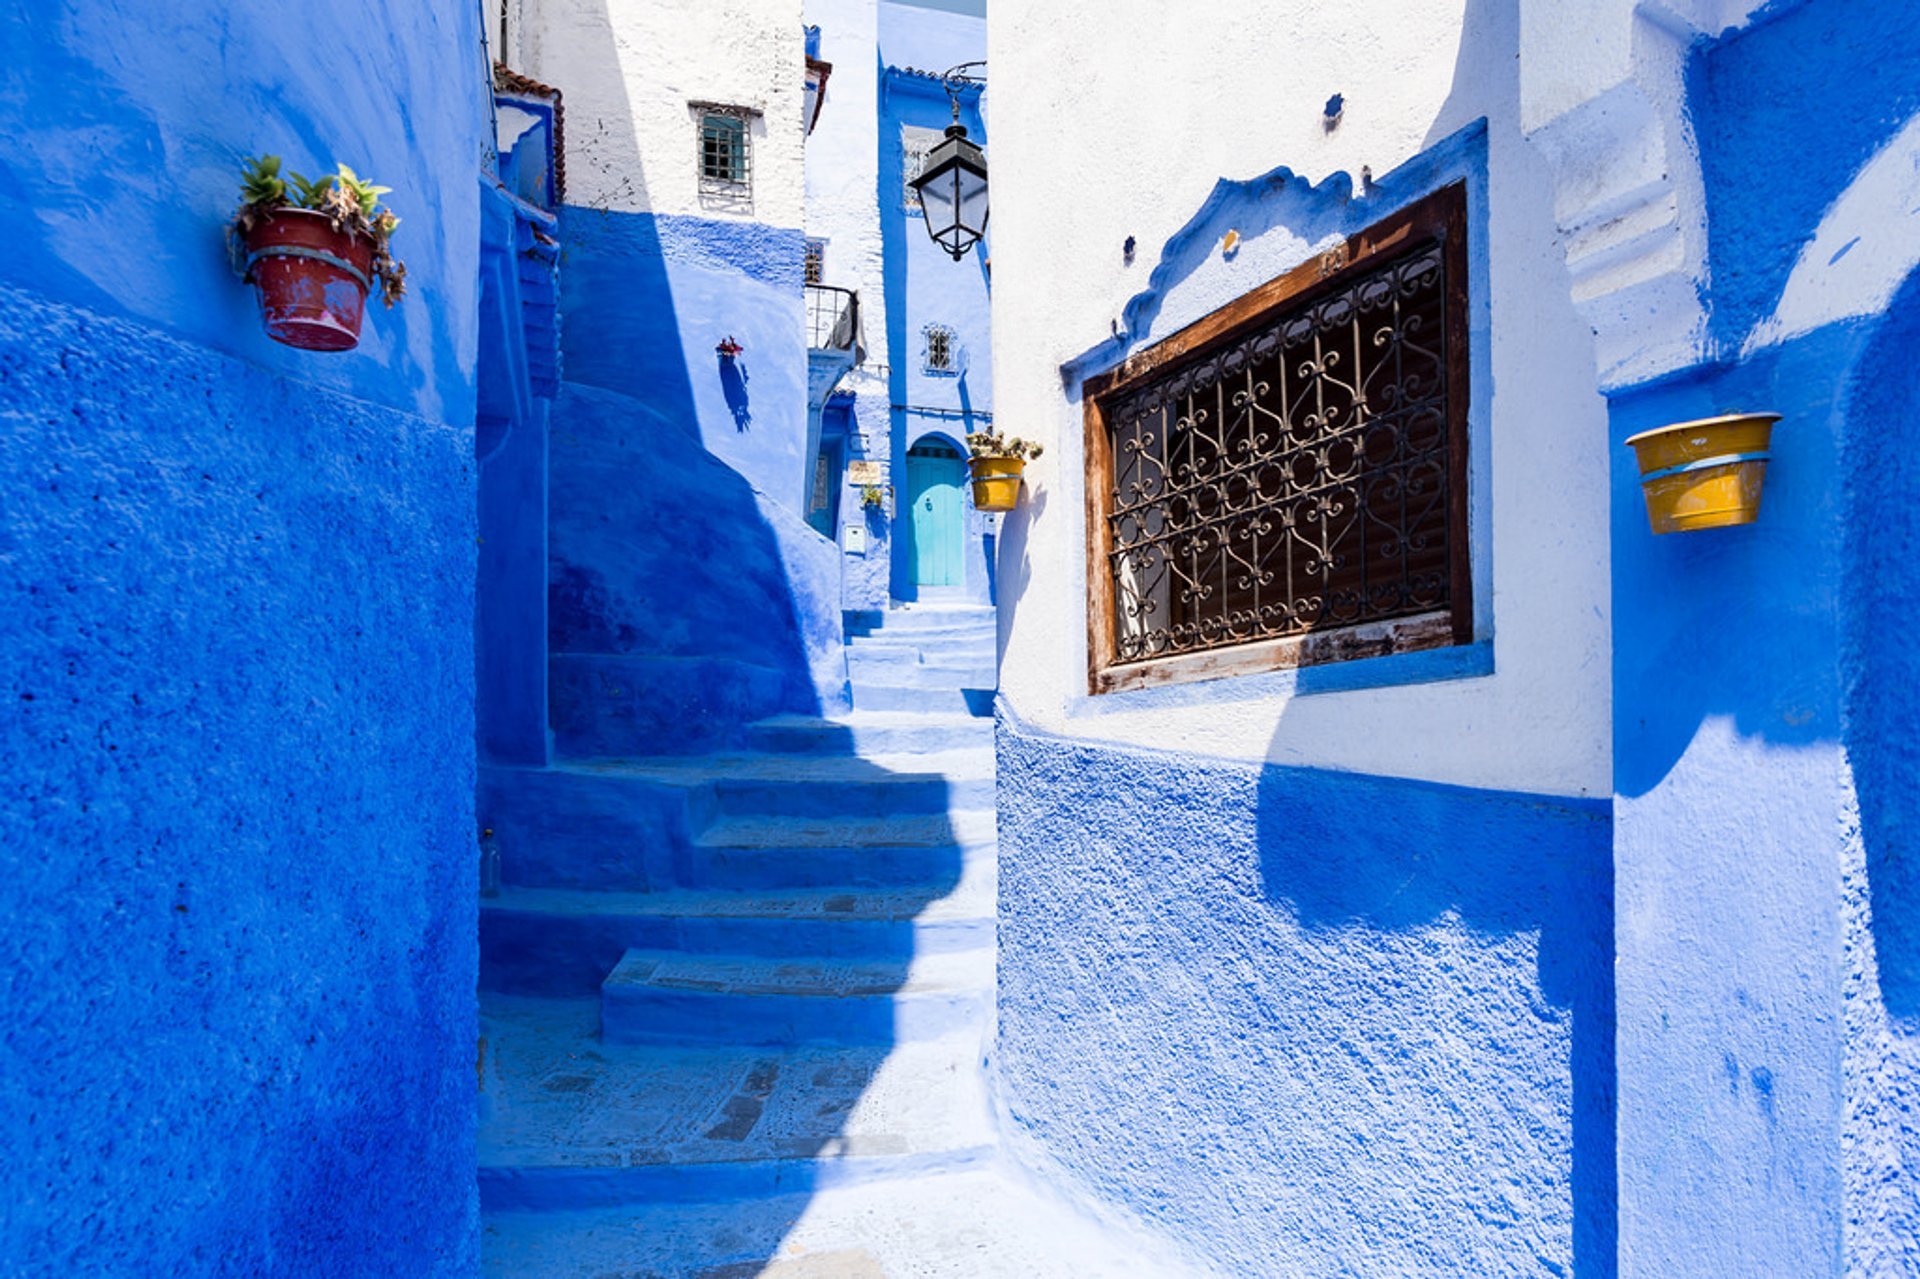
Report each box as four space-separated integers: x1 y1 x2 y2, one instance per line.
807 284 862 357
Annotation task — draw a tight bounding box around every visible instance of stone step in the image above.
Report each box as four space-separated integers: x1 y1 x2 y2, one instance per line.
743 711 991 757
600 948 993 1047
850 682 995 716
846 642 996 675
482 872 996 995
481 1168 1201 1278
481 754 993 889
845 656 998 691
848 623 997 649
684 810 995 891
479 995 996 1212
845 605 996 636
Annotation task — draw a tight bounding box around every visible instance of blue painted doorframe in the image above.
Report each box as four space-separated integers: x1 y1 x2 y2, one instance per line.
905 439 965 588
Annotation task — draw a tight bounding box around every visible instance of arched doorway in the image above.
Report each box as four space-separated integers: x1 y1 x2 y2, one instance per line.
904 436 967 590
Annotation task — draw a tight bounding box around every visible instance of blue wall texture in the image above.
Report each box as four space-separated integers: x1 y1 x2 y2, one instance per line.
1604 5 1920 1274
993 718 1613 1278
560 209 811 515
0 3 485 1274
541 205 846 758
543 382 846 759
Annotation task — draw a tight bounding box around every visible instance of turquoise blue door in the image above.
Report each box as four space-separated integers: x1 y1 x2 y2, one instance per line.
905 440 966 587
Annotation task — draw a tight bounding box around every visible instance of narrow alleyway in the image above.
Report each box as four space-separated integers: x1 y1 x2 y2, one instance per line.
476 606 1180 1276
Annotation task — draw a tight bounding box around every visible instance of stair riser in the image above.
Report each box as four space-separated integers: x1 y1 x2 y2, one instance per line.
711 773 994 819
483 766 991 889
479 1145 997 1212
601 986 990 1048
681 839 995 892
851 684 995 716
481 765 691 892
483 910 995 995
849 625 996 647
742 720 992 756
845 654 998 688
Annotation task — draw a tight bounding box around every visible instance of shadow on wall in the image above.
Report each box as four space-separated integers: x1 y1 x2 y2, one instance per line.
543 205 842 755
719 349 752 430
1254 761 1615 1276
1844 265 1920 1021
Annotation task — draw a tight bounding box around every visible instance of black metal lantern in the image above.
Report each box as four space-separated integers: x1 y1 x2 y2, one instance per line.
910 63 987 262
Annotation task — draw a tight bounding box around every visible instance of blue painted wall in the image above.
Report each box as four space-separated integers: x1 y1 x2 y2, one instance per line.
537 205 848 755
1607 5 1920 1272
542 381 846 759
560 209 811 515
993 716 1613 1277
878 40 994 606
0 4 486 1273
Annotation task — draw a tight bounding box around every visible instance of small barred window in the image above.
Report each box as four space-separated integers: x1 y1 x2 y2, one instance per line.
924 325 957 374
804 239 826 285
698 109 750 189
1084 184 1472 693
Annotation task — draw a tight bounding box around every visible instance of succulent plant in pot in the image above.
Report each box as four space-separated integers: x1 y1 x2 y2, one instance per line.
964 430 1044 511
230 155 407 351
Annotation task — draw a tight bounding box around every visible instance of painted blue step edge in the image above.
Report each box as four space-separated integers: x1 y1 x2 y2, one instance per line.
482 904 994 995
478 1144 998 1211
599 986 991 1048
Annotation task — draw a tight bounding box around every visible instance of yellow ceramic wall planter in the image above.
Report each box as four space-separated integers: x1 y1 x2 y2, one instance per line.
1626 412 1779 535
969 455 1026 511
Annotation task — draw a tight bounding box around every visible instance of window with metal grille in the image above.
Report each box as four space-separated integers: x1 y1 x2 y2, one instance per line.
923 324 957 374
901 125 941 211
697 108 750 191
1083 183 1472 694
804 238 826 285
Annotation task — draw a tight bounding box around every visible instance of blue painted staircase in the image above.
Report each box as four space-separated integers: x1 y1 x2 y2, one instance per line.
478 604 1004 1274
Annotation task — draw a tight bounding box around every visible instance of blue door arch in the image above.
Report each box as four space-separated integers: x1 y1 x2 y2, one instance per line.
905 438 966 588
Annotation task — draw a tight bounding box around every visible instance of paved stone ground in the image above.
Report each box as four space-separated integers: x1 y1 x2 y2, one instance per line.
482 1166 1203 1278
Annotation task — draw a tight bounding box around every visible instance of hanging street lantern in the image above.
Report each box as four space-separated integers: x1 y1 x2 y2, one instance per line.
910 62 987 263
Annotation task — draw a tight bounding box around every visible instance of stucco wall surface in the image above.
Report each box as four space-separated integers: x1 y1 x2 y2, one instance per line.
0 2 486 426
993 716 1614 1278
514 0 806 227
559 209 812 515
1605 6 1920 1273
987 0 1611 797
0 287 478 1277
0 5 485 1272
545 380 845 758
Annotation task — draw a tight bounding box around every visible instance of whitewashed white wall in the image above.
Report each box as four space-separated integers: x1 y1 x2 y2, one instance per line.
989 0 1615 797
804 0 890 400
511 0 806 226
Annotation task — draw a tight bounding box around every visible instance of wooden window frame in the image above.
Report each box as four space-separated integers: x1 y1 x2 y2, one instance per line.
1082 182 1473 696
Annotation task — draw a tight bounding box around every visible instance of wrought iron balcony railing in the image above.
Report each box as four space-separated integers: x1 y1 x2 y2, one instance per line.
806 284 861 355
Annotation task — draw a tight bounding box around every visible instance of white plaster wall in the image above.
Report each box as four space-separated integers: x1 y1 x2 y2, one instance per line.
989 0 1615 797
805 0 892 445
512 0 806 226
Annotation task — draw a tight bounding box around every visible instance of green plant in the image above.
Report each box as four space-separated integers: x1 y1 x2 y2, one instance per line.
860 484 888 511
965 431 1044 461
233 154 408 307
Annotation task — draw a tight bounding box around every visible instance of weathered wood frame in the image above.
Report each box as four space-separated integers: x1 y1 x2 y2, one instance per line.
1083 182 1473 696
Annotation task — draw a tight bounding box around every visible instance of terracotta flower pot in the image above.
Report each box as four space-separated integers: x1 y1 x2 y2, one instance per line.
239 208 375 351
968 455 1026 511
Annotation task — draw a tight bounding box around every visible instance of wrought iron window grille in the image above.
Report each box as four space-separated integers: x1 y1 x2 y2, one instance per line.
901 125 941 212
1083 183 1472 694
